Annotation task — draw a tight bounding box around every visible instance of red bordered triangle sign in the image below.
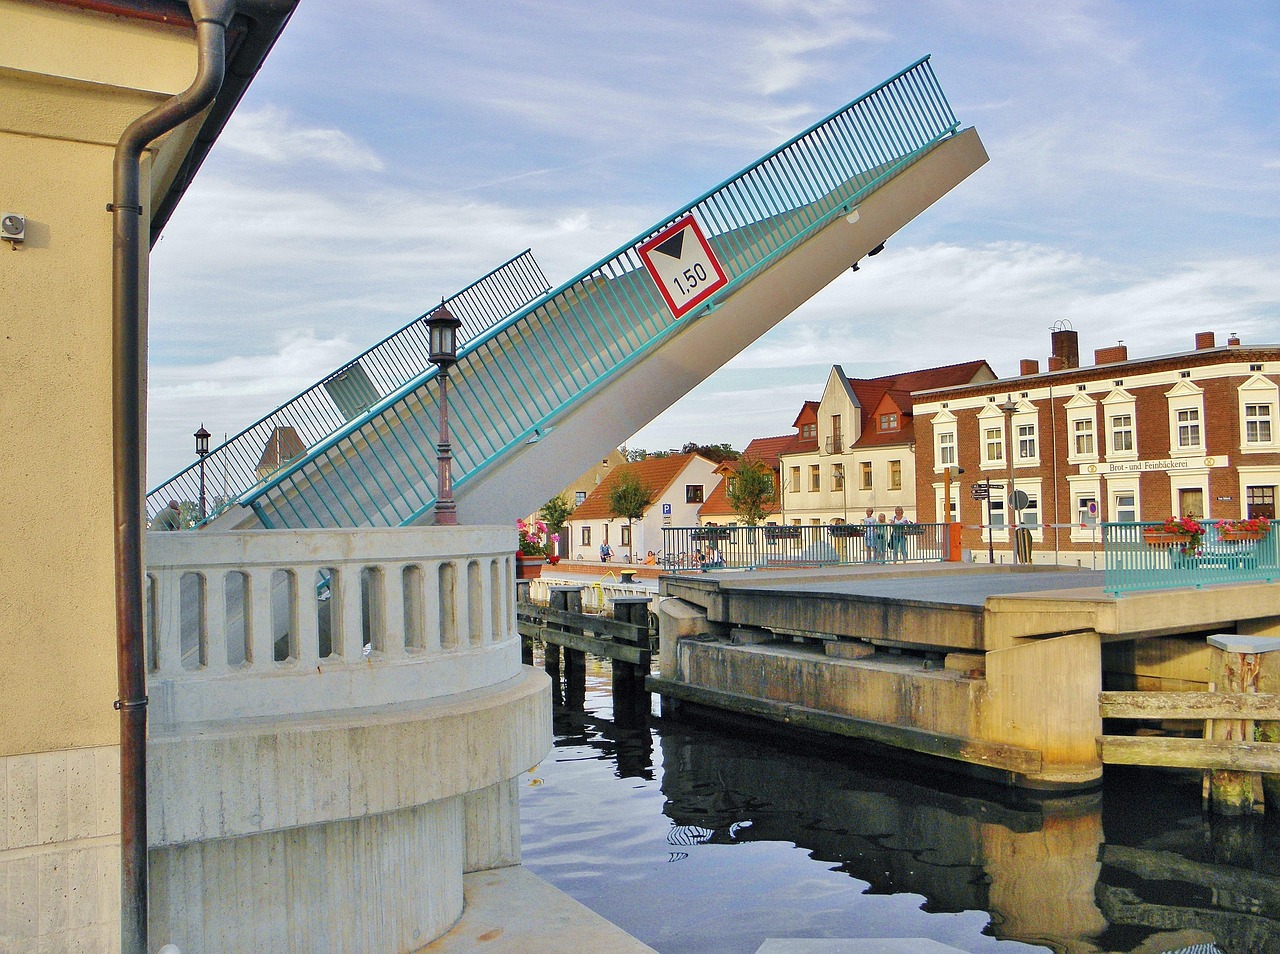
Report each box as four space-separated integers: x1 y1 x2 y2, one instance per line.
637 214 728 319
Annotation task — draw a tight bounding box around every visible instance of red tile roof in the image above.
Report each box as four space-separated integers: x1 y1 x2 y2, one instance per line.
571 453 700 521
848 360 991 449
742 434 800 467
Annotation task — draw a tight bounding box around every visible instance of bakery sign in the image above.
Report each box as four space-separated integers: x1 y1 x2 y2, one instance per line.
1085 457 1227 475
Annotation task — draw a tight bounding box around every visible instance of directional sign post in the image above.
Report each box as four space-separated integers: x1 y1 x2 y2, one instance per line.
637 214 729 319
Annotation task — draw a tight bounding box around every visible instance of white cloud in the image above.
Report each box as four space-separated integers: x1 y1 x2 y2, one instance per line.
219 106 385 171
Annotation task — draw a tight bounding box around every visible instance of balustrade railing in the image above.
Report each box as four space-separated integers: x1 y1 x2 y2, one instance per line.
146 250 549 526
241 57 962 529
661 522 946 571
144 526 521 726
1104 522 1280 595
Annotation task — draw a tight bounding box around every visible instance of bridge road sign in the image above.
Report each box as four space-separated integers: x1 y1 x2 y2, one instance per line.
637 214 729 319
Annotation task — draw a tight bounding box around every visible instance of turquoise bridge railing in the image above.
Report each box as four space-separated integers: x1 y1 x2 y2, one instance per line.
172 56 961 529
660 523 947 571
146 249 550 524
1104 522 1280 595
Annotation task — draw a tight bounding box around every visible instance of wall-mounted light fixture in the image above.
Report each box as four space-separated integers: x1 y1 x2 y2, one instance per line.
1 213 25 248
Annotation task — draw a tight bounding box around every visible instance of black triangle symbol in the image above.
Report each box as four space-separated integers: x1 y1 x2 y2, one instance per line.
654 230 686 260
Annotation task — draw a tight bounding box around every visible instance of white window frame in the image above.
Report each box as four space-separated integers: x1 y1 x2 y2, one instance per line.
1064 393 1098 466
1066 474 1102 544
931 410 958 473
1238 375 1280 454
1102 388 1138 462
1166 379 1205 458
1245 404 1273 445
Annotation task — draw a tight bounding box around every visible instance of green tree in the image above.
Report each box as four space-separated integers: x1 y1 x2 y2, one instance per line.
607 470 654 556
726 458 777 525
681 441 739 464
538 494 574 555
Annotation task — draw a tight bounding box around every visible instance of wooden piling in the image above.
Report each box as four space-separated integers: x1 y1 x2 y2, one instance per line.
610 596 652 719
1207 635 1280 815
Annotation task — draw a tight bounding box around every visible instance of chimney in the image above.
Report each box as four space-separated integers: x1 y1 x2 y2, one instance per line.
1050 328 1080 370
1195 331 1216 350
1047 355 1066 372
1228 334 1241 347
1094 344 1128 365
1019 359 1040 376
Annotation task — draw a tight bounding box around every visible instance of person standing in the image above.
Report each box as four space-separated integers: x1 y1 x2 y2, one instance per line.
861 507 877 562
889 506 910 562
153 499 183 530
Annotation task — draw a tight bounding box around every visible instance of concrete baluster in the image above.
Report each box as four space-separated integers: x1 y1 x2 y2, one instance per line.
336 567 364 661
248 567 276 669
204 567 228 676
424 560 444 652
382 561 406 657
296 566 321 667
150 568 180 678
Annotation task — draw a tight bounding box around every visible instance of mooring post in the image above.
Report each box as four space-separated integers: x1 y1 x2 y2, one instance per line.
516 580 534 664
610 595 652 717
546 585 586 707
1207 634 1280 815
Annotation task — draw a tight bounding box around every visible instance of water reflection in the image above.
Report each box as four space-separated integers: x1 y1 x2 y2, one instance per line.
522 657 1280 954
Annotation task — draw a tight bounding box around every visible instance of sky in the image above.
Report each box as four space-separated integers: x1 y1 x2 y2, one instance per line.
147 0 1280 487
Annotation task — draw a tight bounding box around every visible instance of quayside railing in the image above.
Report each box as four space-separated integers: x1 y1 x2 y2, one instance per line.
230 56 964 530
146 249 550 525
1103 521 1279 595
660 522 947 571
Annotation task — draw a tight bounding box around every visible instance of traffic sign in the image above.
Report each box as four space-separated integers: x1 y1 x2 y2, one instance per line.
971 486 989 500
1010 489 1029 510
637 214 728 319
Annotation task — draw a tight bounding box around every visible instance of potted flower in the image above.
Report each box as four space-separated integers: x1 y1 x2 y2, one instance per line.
516 518 549 579
1215 516 1271 542
827 523 864 538
1143 516 1204 555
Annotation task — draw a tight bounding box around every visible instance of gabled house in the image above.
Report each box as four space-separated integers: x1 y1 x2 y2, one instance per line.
566 452 718 561
697 435 792 526
780 361 995 524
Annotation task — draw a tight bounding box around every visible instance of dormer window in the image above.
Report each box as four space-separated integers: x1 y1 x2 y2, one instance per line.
801 423 816 439
880 413 898 431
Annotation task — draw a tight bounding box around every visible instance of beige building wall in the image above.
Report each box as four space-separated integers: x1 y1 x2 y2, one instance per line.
0 1 198 756
781 368 916 524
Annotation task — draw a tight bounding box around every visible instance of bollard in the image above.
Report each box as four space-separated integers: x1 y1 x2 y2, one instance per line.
1207 634 1280 815
610 595 653 721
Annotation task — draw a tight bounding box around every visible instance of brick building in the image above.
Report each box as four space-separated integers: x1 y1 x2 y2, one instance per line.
912 327 1280 564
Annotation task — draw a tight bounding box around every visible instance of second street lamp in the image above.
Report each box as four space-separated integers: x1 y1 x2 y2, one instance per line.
194 424 211 521
998 396 1019 563
426 303 463 526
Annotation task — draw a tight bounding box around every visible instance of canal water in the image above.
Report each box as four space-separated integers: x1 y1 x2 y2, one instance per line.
519 660 1280 954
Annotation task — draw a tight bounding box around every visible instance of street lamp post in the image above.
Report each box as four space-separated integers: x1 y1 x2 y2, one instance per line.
999 397 1019 563
426 303 463 525
194 425 210 521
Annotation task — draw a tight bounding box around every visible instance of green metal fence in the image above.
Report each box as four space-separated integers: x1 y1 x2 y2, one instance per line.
1104 522 1280 595
660 523 947 571
195 57 962 529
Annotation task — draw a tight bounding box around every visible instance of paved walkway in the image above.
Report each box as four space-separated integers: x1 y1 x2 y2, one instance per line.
416 865 656 954
718 564 1106 607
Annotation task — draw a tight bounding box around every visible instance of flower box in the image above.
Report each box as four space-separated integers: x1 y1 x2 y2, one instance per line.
1219 530 1265 542
1142 530 1181 547
827 524 864 538
691 528 731 542
765 526 802 541
515 554 545 580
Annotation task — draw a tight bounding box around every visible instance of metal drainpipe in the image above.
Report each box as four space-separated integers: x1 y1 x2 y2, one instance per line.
111 2 234 951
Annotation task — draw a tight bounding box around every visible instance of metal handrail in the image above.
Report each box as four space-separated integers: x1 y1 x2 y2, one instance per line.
226 57 962 529
146 249 549 523
662 522 947 571
1104 521 1279 595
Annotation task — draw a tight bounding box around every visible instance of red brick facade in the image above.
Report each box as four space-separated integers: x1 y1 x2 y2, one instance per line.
912 332 1280 563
